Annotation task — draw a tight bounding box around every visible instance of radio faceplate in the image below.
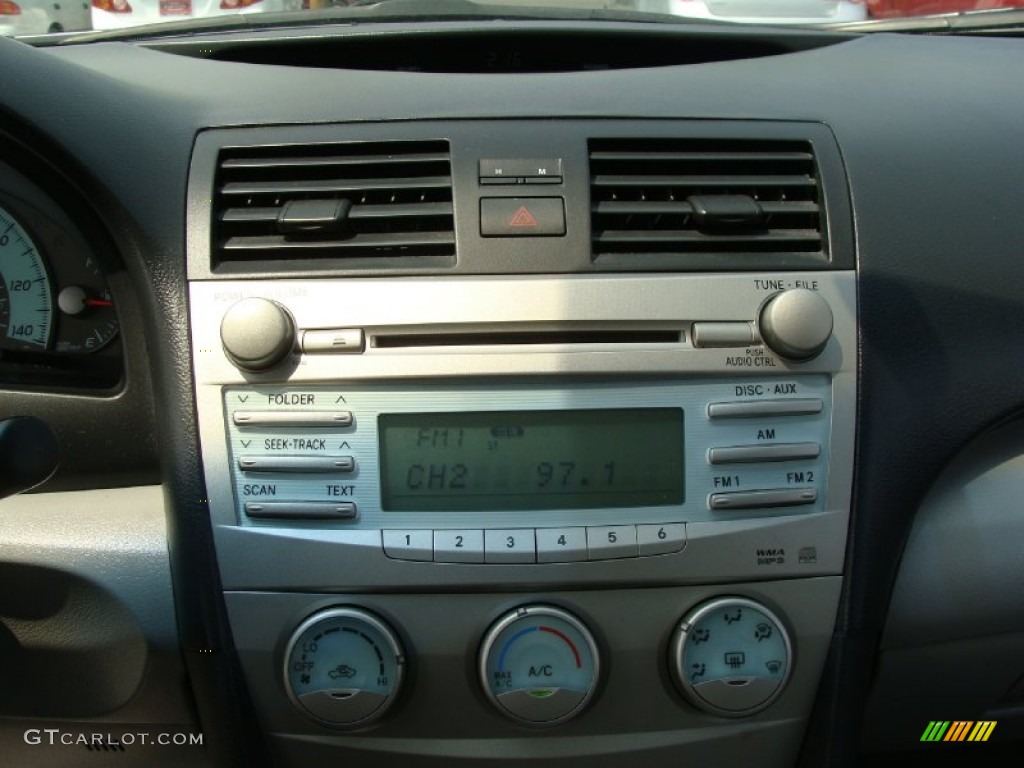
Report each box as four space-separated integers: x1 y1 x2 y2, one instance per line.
190 271 855 589
223 376 831 532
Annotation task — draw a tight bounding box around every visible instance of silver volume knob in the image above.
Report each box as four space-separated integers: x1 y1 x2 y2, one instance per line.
220 297 295 372
758 289 833 361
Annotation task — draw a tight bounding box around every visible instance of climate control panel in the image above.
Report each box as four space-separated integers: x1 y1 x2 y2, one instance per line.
279 596 796 730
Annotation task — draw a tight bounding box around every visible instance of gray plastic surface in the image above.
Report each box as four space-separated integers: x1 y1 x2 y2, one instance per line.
881 417 1024 649
226 577 839 767
862 417 1024 750
0 485 209 763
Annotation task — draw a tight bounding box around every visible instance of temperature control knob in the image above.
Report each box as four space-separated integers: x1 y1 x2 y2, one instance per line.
670 597 792 717
220 297 295 372
479 605 600 726
758 288 833 361
284 607 405 727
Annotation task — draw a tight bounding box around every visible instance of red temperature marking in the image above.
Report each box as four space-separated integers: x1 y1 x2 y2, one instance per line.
540 625 581 668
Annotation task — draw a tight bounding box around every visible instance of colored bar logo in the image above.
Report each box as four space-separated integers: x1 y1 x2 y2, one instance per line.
920 721 996 743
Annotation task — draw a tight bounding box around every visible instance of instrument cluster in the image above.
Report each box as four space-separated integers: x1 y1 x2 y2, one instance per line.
0 156 122 391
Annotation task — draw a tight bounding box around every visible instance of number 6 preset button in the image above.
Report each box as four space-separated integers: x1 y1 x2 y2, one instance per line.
433 530 485 563
484 529 537 564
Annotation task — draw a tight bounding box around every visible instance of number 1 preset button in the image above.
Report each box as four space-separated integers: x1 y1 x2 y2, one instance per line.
383 530 434 561
434 530 485 563
484 529 537 564
536 527 588 563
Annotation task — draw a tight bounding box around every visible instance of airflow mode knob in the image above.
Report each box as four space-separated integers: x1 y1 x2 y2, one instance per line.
220 298 295 372
758 289 833 361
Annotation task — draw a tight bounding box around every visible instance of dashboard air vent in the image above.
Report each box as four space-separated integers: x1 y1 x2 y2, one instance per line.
589 138 825 264
212 140 454 267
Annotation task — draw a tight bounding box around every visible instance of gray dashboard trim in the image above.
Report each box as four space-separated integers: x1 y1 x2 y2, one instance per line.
0 485 198 724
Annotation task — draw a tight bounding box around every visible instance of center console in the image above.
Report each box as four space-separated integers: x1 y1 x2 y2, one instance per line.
186 119 856 767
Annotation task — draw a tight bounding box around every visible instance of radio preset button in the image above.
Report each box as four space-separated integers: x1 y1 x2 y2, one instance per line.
708 442 821 465
707 399 823 419
536 527 588 563
233 411 353 428
484 529 537 563
245 501 356 520
434 530 485 563
637 523 686 556
383 530 433 561
586 525 638 560
709 488 817 511
237 456 355 473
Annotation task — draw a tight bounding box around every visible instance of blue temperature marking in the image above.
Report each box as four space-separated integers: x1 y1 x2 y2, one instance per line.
497 626 538 672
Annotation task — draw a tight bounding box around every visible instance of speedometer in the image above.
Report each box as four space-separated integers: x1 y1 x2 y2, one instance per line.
0 204 53 350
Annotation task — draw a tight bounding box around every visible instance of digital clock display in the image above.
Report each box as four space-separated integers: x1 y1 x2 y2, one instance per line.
379 409 684 512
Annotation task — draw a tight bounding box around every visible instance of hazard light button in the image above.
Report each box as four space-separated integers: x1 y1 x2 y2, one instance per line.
480 197 566 237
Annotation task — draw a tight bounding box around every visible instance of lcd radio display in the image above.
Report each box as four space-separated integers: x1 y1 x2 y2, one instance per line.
379 409 684 512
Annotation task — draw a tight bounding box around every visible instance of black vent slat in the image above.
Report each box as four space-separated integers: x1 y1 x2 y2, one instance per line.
589 138 825 261
349 202 454 219
221 152 450 170
212 140 454 266
592 174 816 188
220 176 453 196
224 231 456 251
588 151 814 163
596 230 821 245
221 202 454 223
592 201 819 216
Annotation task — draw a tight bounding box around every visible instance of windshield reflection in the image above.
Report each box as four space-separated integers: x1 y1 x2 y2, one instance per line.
2 0 1023 37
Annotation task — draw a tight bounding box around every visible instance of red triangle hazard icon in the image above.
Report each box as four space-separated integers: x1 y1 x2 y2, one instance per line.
508 205 539 228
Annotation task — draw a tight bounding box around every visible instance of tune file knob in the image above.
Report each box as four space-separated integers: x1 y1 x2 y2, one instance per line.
758 288 833 361
219 297 296 371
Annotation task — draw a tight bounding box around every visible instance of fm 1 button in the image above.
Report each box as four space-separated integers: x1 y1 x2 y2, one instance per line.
480 198 566 237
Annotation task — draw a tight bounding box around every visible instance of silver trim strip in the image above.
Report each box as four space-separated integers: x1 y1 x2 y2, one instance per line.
709 488 817 510
233 411 353 428
707 398 823 419
708 442 821 465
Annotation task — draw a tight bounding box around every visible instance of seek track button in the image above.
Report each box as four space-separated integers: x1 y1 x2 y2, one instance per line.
481 197 566 237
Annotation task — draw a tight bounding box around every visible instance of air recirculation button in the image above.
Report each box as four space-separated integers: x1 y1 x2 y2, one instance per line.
284 607 405 727
479 605 600 725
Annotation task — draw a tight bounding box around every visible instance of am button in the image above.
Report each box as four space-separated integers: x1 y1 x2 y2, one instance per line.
481 197 566 237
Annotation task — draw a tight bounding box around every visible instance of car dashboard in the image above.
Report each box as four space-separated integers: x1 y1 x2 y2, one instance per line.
1 13 1023 768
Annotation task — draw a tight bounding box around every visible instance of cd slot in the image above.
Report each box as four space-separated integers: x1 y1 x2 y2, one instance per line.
372 328 682 349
